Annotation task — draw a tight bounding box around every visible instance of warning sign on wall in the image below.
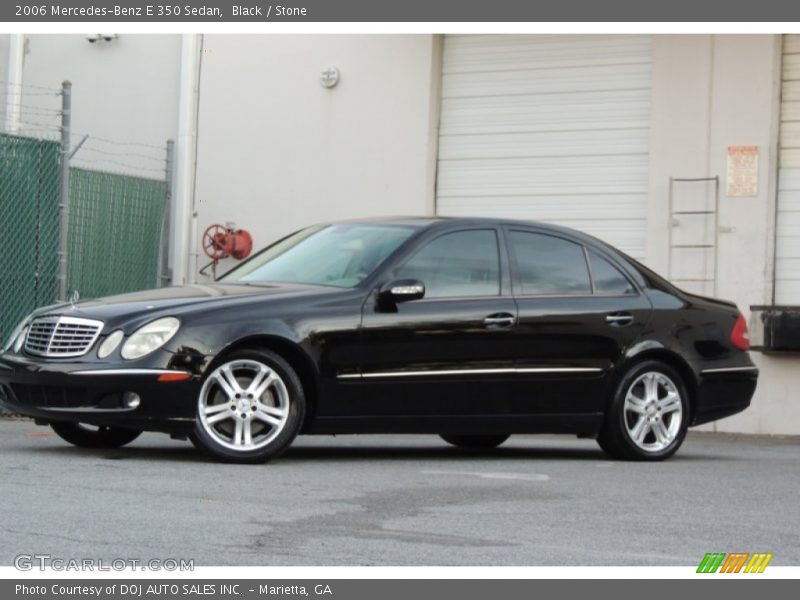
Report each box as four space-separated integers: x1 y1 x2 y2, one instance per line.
726 146 759 197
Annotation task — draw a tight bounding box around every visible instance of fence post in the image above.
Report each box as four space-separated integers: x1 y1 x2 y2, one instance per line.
56 80 72 302
160 139 175 288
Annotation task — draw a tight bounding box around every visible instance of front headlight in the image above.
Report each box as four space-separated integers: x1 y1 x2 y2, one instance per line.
3 317 30 353
121 317 180 360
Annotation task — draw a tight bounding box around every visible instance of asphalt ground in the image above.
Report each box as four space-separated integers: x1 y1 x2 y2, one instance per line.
0 418 797 566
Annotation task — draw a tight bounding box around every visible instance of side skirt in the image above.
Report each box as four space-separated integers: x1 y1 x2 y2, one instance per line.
305 414 604 435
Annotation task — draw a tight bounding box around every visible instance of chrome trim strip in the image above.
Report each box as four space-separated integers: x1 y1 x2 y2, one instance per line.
70 368 192 376
338 367 603 380
357 368 515 378
701 366 759 374
516 367 603 373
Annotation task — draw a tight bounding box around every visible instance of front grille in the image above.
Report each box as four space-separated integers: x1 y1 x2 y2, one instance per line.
24 316 104 358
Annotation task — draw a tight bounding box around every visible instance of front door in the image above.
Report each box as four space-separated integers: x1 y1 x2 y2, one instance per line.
354 227 518 417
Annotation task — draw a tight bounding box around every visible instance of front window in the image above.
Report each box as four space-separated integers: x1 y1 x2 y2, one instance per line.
394 229 501 298
221 223 419 287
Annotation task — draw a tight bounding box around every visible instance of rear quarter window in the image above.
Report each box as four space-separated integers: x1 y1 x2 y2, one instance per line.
509 231 592 295
588 251 638 295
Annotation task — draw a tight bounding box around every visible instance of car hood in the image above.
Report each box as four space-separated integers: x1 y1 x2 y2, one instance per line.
33 282 341 324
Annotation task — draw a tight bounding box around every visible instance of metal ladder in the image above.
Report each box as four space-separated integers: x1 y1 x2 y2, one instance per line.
667 176 720 296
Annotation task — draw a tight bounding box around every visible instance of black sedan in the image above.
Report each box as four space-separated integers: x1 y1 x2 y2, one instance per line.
0 217 758 462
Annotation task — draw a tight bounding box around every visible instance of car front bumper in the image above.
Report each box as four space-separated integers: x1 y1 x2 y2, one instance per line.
0 352 201 433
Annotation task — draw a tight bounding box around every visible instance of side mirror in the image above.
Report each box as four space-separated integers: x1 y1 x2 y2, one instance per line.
379 279 425 303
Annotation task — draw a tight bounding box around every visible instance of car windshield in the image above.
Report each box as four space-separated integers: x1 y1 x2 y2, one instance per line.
221 223 420 287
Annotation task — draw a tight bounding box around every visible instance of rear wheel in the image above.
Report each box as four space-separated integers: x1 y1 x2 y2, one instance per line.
598 360 689 461
50 422 141 448
440 434 509 449
192 348 305 463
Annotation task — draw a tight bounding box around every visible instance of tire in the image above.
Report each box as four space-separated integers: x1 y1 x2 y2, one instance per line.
187 432 204 451
192 348 305 463
598 360 690 461
440 434 509 449
50 422 142 449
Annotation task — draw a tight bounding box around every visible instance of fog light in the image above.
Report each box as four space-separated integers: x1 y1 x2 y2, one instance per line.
123 392 141 409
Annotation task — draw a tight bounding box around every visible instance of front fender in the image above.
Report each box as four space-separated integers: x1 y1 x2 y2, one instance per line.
166 317 307 376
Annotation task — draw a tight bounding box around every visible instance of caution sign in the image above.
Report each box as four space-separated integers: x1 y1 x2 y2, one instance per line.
726 145 759 197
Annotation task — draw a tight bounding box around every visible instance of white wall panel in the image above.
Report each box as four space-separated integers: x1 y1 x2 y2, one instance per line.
776 36 800 303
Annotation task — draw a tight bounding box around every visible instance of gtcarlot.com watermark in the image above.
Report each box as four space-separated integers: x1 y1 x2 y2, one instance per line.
14 554 194 572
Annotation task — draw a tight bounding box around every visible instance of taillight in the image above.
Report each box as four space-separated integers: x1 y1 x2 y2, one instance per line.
730 314 750 351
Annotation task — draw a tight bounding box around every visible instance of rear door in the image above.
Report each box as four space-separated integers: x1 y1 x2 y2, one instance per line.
504 227 652 416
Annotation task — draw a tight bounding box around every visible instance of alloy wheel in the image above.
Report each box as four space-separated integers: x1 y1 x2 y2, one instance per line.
198 359 290 451
623 371 683 452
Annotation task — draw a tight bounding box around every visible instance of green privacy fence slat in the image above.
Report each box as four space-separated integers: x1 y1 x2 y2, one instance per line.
1 131 167 343
67 168 167 300
0 133 60 343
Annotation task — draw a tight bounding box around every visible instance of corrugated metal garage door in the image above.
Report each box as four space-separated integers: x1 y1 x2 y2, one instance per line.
776 35 800 304
436 35 652 260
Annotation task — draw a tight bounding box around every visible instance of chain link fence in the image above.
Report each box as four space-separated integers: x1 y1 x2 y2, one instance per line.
0 80 63 347
0 132 60 343
68 168 168 298
1 80 172 348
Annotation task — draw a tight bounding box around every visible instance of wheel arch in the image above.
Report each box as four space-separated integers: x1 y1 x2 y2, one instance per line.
614 347 699 421
205 334 320 431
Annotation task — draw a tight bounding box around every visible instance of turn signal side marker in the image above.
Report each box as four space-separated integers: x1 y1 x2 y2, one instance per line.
157 372 191 382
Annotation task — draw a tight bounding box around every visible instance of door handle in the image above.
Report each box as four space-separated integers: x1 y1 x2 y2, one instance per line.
484 313 516 328
606 312 634 326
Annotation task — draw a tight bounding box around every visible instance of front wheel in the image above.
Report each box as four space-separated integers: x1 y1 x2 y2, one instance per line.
440 434 510 449
50 422 141 448
598 360 690 461
192 348 305 463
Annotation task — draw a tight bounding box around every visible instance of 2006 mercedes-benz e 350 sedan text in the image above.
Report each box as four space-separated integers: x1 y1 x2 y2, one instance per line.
0 218 758 463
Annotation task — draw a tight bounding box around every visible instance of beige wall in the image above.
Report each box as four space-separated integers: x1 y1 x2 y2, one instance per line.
193 34 441 275
19 34 181 175
194 34 798 433
648 35 798 434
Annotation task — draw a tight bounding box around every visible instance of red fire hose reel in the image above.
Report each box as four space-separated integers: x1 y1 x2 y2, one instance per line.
202 223 253 261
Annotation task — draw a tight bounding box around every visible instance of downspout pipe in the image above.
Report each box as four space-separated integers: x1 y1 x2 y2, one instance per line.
171 33 201 286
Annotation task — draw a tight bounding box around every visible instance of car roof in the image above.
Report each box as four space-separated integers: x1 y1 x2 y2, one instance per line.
328 216 444 227
330 215 588 238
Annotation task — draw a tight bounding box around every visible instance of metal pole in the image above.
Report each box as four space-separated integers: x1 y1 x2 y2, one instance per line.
4 34 25 134
172 34 201 286
160 139 175 287
56 80 71 302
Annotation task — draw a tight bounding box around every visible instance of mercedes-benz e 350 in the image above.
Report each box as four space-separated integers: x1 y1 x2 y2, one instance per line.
0 218 758 462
